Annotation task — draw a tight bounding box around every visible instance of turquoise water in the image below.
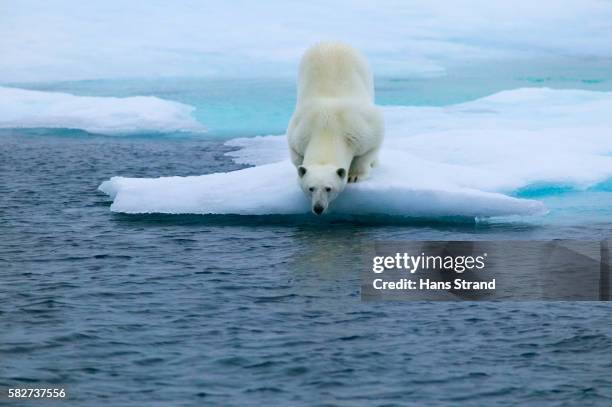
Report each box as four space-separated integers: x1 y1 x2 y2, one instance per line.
8 58 612 137
2 63 612 405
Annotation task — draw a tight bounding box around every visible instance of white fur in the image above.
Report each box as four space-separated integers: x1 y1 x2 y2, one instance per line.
287 42 384 214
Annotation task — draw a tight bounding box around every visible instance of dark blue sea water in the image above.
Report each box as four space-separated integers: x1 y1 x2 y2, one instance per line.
1 72 612 405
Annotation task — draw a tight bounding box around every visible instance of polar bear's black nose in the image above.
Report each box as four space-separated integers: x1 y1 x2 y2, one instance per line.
313 204 324 215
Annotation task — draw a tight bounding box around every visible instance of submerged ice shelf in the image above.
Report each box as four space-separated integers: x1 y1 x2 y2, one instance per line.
99 88 612 218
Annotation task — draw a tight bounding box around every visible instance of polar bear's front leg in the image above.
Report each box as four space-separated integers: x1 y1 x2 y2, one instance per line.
290 147 304 166
348 148 379 183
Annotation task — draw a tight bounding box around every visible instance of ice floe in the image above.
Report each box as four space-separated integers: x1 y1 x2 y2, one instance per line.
0 86 205 135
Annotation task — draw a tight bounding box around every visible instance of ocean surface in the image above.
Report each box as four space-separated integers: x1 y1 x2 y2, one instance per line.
1 70 612 406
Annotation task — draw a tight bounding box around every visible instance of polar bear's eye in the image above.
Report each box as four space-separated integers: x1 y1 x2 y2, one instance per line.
325 187 332 192
309 187 315 192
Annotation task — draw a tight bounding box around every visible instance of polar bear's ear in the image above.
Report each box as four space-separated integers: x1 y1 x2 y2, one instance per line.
298 166 307 178
337 168 346 179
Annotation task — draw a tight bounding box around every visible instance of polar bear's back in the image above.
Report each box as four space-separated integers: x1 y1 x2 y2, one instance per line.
297 42 374 102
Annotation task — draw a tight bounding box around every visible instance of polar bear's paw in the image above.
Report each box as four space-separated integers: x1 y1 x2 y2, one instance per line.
348 170 369 183
348 150 378 183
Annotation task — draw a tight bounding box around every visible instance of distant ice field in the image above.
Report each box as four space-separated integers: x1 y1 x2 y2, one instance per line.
2 1 612 82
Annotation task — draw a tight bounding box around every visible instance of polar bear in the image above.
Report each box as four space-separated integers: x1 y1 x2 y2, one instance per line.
287 42 384 215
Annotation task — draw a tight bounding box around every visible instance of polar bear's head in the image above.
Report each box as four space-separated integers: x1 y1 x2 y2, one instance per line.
297 164 347 215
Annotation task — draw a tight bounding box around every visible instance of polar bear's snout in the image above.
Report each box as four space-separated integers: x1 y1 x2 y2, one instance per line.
310 186 331 215
313 203 325 215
